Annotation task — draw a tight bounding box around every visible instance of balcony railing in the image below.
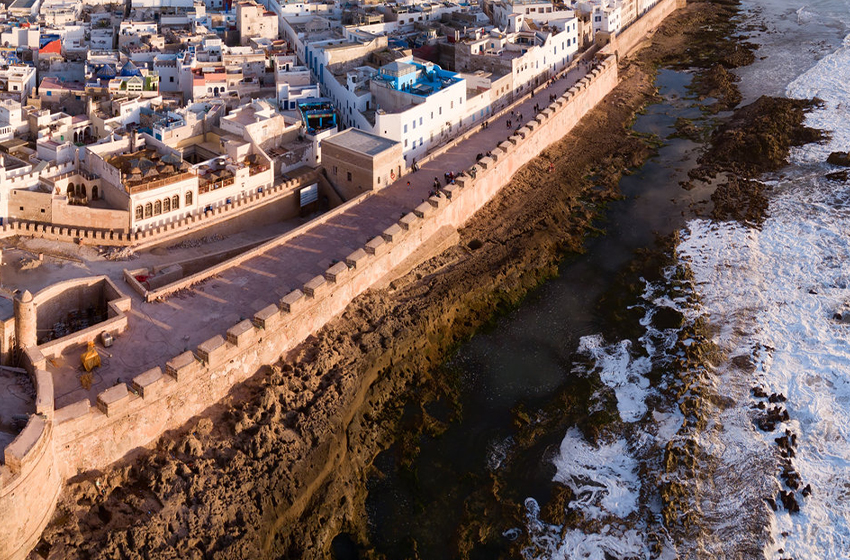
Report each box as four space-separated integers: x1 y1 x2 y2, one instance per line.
248 163 269 176
198 175 235 194
125 171 195 194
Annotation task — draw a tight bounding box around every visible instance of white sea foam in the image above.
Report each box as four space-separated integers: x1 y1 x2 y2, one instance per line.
553 427 640 520
577 336 651 423
522 279 690 558
678 168 850 559
680 29 850 559
521 428 649 560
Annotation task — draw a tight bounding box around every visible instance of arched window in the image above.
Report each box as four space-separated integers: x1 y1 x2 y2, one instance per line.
154 200 162 215
91 186 98 200
67 182 74 196
163 197 170 212
144 202 152 218
185 191 193 206
77 184 86 198
135 206 143 220
172 195 179 209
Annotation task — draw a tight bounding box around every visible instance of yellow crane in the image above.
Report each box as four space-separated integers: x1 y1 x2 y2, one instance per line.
81 340 101 372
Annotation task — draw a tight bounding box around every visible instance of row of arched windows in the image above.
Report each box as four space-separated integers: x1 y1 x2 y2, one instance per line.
134 192 193 221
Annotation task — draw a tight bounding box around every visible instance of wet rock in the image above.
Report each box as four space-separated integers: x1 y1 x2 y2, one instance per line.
801 484 812 497
827 151 850 167
756 405 788 431
826 170 848 182
833 303 850 323
653 306 685 330
779 490 800 513
710 177 769 225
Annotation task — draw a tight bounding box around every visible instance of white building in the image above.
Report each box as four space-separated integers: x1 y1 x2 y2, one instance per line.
40 0 82 25
579 0 622 34
0 65 37 102
274 55 318 111
370 59 468 164
0 99 29 139
131 0 194 8
236 0 279 45
0 26 40 49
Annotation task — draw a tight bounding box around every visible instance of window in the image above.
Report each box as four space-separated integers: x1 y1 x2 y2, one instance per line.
404 124 408 133
163 197 171 212
172 195 179 209
347 172 352 181
144 202 152 218
419 117 423 125
170 76 174 82
333 165 338 175
185 191 192 206
136 206 143 220
154 200 162 215
439 107 442 115
404 139 408 147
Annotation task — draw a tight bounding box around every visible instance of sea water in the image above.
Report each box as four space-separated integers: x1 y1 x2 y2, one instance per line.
526 0 850 558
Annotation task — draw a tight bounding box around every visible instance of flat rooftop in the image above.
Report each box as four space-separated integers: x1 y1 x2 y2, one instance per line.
9 0 37 9
323 128 399 156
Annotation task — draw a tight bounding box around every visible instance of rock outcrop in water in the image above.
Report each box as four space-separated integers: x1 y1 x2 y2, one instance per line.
683 96 827 225
827 151 850 167
699 96 826 178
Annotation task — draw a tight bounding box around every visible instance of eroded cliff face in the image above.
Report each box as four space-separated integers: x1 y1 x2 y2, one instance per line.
31 0 819 557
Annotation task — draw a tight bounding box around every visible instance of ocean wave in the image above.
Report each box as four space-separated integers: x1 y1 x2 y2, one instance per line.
786 33 850 163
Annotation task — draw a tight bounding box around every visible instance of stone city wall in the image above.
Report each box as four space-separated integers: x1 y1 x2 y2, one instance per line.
0 0 685 555
0 369 61 560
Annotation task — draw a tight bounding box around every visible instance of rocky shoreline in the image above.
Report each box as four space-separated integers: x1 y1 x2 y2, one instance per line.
32 1 824 558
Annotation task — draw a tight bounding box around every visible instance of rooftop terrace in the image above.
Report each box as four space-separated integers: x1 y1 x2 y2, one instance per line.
107 148 193 193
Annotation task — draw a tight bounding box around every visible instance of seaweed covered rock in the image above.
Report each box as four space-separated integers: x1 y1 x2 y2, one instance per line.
697 96 826 178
